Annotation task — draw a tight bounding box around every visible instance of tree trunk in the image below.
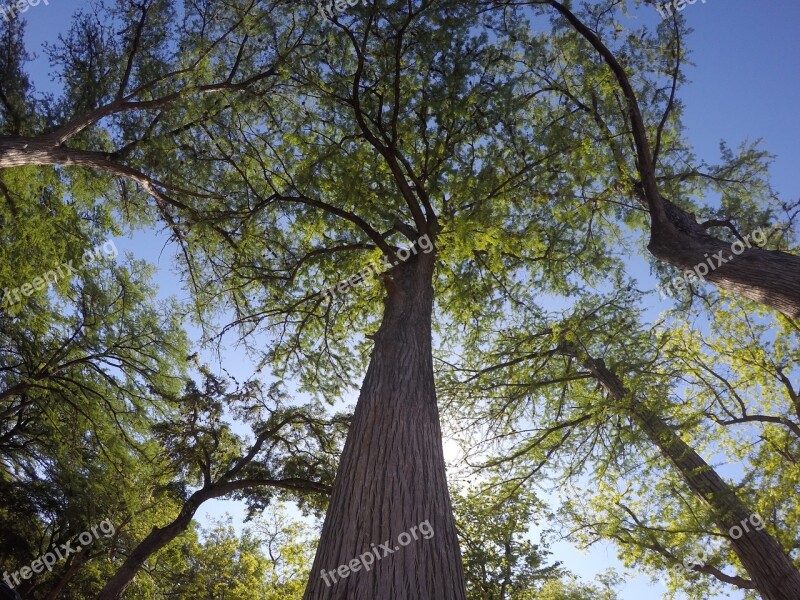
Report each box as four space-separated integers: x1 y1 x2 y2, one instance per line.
95 497 200 600
541 0 800 318
96 477 321 599
583 354 800 600
0 136 153 185
649 200 800 317
304 249 466 600
38 549 87 600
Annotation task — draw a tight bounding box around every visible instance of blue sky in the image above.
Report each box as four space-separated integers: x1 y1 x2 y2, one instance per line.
14 0 800 598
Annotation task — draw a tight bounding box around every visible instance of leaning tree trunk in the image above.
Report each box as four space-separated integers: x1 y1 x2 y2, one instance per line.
583 354 800 600
304 249 466 600
541 0 800 319
96 498 199 600
648 199 800 317
96 477 318 600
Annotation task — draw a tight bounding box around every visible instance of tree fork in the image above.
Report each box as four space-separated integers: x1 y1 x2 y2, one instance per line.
304 249 466 600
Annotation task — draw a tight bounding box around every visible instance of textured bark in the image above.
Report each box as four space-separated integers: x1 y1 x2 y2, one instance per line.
584 355 800 600
304 250 466 600
649 200 800 317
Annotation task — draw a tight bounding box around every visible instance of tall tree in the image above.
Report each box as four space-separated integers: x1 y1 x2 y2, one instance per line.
512 0 800 315
0 0 630 593
440 287 800 600
182 0 615 595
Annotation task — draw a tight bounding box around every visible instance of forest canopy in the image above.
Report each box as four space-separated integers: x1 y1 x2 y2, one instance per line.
0 0 798 599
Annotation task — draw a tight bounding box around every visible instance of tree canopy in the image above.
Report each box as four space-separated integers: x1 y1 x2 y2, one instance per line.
0 0 798 598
